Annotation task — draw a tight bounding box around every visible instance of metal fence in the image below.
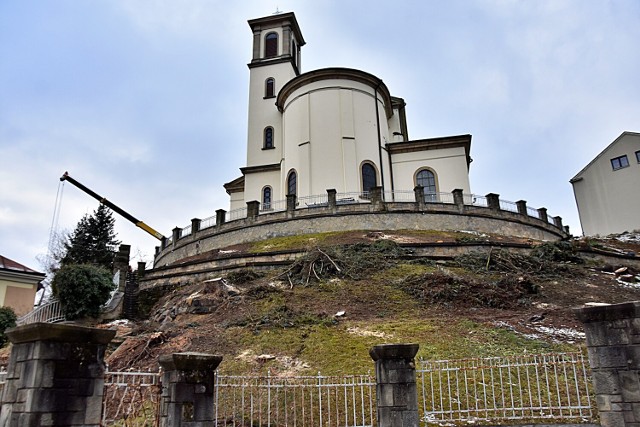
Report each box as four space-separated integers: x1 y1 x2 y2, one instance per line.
102 370 161 426
418 352 594 426
15 299 65 326
214 373 376 427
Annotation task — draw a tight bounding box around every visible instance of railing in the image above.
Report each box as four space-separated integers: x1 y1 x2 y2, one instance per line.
383 190 415 202
527 206 541 219
468 195 488 207
227 207 248 222
500 200 519 213
201 214 216 230
215 372 376 427
102 370 161 426
261 198 288 213
169 190 564 243
180 224 192 238
336 191 369 204
0 368 6 398
418 352 594 426
15 298 65 326
299 193 329 208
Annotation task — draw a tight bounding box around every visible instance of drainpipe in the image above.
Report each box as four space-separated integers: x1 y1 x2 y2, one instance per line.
374 80 386 194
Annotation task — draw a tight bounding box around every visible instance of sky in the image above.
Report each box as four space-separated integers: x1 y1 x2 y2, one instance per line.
1 0 639 272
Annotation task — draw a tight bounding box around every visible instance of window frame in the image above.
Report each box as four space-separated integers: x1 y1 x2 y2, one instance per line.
361 162 378 195
635 150 640 164
265 32 278 58
415 168 438 202
265 78 275 99
286 170 297 196
263 127 274 150
262 186 272 211
611 155 630 170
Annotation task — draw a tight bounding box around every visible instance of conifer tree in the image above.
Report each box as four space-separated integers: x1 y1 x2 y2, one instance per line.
61 204 120 270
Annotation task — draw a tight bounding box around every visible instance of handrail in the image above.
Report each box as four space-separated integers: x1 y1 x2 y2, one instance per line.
16 298 65 326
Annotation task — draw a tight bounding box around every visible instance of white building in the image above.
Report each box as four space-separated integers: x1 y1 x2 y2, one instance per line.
225 12 472 210
571 131 640 236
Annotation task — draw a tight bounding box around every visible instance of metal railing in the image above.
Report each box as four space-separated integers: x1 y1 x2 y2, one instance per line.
500 200 519 213
215 372 376 427
527 206 541 219
200 214 216 230
468 195 488 207
180 224 192 238
299 193 329 208
336 191 370 204
102 370 161 426
261 198 288 213
383 190 415 202
228 207 248 222
15 298 65 326
418 352 594 426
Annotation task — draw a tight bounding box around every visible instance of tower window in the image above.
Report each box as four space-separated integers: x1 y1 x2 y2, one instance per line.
361 162 377 194
416 169 437 202
263 127 274 149
262 186 272 210
265 32 278 58
287 170 297 196
265 78 275 98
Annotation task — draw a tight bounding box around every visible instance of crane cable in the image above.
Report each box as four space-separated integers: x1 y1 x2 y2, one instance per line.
47 180 65 258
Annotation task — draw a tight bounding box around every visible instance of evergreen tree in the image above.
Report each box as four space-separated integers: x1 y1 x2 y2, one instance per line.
61 204 120 270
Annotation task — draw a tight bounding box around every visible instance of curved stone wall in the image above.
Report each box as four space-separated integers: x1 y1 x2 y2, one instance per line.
154 196 567 268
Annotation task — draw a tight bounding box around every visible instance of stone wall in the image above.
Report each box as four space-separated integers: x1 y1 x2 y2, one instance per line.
155 201 566 268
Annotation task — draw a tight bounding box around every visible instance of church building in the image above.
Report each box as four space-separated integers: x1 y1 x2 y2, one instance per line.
224 12 472 210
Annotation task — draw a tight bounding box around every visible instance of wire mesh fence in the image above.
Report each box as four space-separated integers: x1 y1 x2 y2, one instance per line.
214 373 376 427
418 352 594 426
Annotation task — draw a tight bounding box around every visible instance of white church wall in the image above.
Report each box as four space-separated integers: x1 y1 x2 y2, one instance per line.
391 146 471 193
244 169 282 206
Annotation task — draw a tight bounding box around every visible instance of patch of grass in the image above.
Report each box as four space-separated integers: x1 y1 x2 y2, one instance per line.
249 232 343 253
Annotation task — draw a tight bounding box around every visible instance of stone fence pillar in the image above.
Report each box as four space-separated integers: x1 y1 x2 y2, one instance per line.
246 200 260 220
486 193 500 211
172 227 181 246
452 189 464 210
574 302 640 426
327 189 337 210
537 207 548 223
286 194 297 217
0 323 116 427
516 200 528 216
370 343 419 427
191 218 201 234
414 186 425 210
553 216 563 229
114 244 130 291
158 352 222 427
215 209 226 227
370 186 384 211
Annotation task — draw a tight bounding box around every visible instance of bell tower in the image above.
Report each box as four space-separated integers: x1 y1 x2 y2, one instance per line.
245 12 305 170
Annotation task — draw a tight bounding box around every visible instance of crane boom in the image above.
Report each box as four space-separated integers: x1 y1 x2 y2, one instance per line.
60 171 165 240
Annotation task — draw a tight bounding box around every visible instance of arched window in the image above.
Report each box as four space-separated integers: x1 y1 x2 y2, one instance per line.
265 78 275 98
262 186 272 210
263 127 274 149
361 162 377 194
287 170 297 196
265 32 278 58
416 169 437 202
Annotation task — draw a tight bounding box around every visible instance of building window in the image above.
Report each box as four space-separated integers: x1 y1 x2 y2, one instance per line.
265 78 275 98
265 32 278 58
611 155 629 170
263 127 274 149
416 169 437 202
636 150 640 163
262 186 272 210
287 170 297 196
361 162 377 194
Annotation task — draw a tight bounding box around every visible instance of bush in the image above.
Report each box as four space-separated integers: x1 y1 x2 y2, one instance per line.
0 306 17 347
52 264 116 320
